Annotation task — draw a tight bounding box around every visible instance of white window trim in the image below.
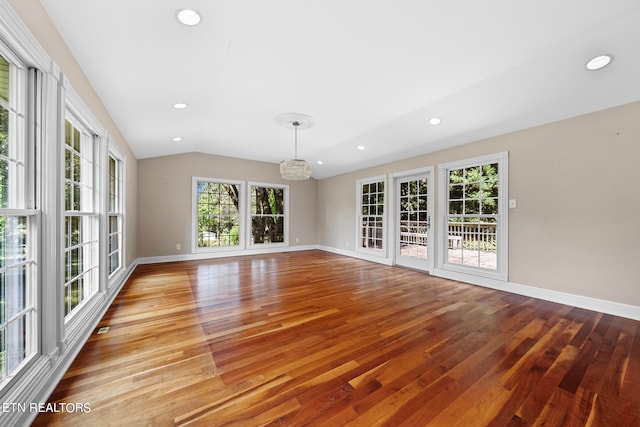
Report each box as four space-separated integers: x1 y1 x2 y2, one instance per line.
247 182 289 249
106 143 125 283
62 114 101 322
191 176 245 253
436 151 509 281
355 174 387 258
0 34 40 393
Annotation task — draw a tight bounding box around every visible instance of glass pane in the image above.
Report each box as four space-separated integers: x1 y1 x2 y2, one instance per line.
64 149 71 180
0 107 8 208
72 152 81 182
73 127 81 152
0 328 5 378
0 271 5 326
464 166 481 183
449 168 464 185
449 200 463 215
481 198 498 215
419 179 428 193
7 316 26 372
65 120 72 147
109 233 119 253
109 253 119 274
109 157 116 212
0 54 9 103
7 266 26 318
418 197 427 211
65 182 71 211
73 184 81 211
449 184 463 200
65 280 76 316
481 180 499 199
109 216 118 234
465 183 480 198
483 163 499 181
465 199 479 215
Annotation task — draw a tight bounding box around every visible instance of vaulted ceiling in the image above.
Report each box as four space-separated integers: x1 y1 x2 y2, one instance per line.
39 0 640 179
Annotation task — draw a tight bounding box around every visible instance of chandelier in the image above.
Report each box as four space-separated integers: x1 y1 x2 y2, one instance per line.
277 113 313 180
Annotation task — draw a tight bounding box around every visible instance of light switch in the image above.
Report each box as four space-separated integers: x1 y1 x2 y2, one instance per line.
509 199 517 209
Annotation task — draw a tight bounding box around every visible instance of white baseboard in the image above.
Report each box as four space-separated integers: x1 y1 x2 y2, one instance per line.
317 246 640 321
432 268 640 321
137 245 318 265
317 245 394 266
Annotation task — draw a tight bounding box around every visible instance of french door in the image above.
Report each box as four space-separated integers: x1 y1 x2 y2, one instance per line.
395 170 434 271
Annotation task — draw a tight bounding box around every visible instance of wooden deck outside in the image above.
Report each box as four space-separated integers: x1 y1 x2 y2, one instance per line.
33 250 640 426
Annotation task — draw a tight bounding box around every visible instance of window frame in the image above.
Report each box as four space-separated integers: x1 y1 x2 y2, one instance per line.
191 177 245 253
355 175 387 257
247 182 289 248
62 111 100 321
107 147 124 281
437 152 508 281
0 40 39 390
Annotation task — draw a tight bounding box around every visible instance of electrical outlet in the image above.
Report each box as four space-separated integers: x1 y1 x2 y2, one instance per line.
176 243 181 250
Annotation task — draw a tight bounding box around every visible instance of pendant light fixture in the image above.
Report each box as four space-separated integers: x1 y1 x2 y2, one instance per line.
277 113 313 180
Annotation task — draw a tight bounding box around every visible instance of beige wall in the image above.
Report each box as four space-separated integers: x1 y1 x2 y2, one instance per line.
137 152 317 257
9 0 138 264
318 101 640 307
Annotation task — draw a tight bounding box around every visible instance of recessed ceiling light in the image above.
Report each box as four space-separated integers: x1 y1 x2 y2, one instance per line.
586 54 614 71
316 160 323 165
173 137 183 142
357 145 365 151
176 8 201 26
429 117 441 125
173 102 188 109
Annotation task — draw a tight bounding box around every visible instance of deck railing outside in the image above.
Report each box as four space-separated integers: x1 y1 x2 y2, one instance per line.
447 221 497 250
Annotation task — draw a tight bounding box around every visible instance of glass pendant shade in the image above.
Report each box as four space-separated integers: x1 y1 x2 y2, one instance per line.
276 113 314 181
280 159 312 180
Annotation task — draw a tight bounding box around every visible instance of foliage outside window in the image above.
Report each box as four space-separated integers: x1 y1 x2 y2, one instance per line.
440 152 508 280
196 180 240 248
107 155 122 276
250 184 286 245
399 177 430 260
64 118 98 318
357 177 386 253
0 52 36 385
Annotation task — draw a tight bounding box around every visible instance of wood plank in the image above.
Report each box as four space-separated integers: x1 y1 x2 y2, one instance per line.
32 250 640 426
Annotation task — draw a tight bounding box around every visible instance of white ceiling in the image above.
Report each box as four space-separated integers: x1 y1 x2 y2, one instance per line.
39 0 640 179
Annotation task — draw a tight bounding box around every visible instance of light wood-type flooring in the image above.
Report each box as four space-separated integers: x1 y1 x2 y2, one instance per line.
33 250 640 426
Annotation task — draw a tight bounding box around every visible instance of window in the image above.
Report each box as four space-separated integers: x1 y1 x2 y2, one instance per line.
0 50 37 385
193 178 242 250
249 184 287 246
107 153 123 277
64 116 99 319
438 152 508 280
356 176 386 255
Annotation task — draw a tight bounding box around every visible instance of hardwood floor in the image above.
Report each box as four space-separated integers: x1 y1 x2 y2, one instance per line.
33 250 640 426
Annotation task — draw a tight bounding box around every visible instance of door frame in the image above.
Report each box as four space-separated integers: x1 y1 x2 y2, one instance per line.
390 166 435 272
